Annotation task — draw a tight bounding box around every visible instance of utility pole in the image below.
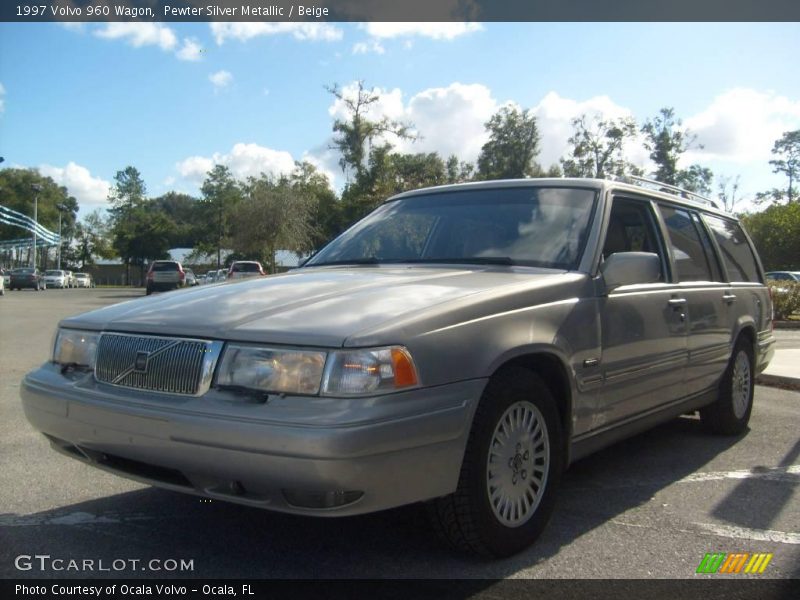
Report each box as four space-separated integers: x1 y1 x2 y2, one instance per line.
56 203 67 270
31 183 43 269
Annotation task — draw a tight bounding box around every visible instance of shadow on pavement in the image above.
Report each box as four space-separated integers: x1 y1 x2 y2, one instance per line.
1 416 752 580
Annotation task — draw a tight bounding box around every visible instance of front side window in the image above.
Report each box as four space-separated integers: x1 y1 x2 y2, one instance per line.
703 215 760 283
602 197 666 280
658 206 714 282
307 187 597 270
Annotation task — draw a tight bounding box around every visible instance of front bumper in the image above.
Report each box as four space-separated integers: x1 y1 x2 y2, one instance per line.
21 364 484 515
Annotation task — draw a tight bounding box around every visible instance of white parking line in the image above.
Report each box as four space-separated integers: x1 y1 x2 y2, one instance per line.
692 522 800 545
565 464 800 491
611 519 800 545
678 465 800 484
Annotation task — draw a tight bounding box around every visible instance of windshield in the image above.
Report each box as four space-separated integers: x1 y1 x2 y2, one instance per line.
45 270 64 276
306 186 597 270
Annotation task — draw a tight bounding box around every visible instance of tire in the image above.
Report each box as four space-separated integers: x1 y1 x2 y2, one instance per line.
700 338 754 435
428 366 563 557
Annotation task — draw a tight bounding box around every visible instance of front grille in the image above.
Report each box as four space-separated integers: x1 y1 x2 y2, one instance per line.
95 333 220 395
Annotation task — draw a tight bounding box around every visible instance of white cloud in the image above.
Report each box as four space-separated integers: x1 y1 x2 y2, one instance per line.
89 23 201 62
209 70 233 91
531 91 646 169
324 82 496 168
360 22 483 40
175 143 296 184
684 88 800 164
323 81 651 176
0 82 5 113
352 40 385 55
39 162 111 210
176 38 203 62
95 23 177 51
210 22 343 45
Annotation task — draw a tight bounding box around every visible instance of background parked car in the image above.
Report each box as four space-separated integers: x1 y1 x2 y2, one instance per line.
145 260 185 295
1 268 10 288
184 268 198 286
215 268 227 282
73 273 93 288
10 267 45 291
765 271 800 282
44 270 68 289
228 260 265 280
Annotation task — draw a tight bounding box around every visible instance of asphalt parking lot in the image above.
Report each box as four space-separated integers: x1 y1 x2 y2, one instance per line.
1 288 798 579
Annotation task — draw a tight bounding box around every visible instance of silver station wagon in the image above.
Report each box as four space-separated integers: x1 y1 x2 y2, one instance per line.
21 178 774 557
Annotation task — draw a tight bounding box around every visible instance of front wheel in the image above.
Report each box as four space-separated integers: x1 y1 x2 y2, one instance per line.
429 367 563 557
700 338 754 435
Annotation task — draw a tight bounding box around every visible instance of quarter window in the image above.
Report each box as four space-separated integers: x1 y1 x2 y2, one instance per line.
703 215 760 283
658 206 714 282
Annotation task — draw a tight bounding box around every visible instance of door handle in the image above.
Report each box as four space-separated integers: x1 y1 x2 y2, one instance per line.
668 298 687 307
722 293 737 303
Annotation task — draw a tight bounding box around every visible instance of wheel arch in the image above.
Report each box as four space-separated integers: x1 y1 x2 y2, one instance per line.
487 348 574 465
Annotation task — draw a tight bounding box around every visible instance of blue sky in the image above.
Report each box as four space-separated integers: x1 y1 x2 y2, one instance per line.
1 22 799 217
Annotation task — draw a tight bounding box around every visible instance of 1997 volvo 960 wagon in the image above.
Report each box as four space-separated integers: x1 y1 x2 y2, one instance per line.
21 178 774 557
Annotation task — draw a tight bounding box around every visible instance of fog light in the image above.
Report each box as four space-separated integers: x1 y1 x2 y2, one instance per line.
282 489 363 509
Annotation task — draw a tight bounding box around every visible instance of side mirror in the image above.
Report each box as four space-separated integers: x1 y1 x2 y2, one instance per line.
601 252 661 291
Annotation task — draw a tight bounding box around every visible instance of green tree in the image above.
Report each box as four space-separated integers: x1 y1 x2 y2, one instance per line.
768 129 800 203
741 201 800 271
445 155 475 184
339 148 449 226
327 81 415 181
198 165 242 268
112 202 177 281
476 106 541 180
107 166 146 215
641 108 697 184
152 191 203 248
290 161 342 251
716 175 741 213
72 210 114 269
675 164 714 196
561 114 641 179
229 173 318 273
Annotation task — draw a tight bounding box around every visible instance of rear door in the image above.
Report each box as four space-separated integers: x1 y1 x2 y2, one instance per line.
596 195 688 427
656 204 730 396
702 214 771 370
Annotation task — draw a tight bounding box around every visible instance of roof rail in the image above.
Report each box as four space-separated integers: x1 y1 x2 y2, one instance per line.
623 175 719 209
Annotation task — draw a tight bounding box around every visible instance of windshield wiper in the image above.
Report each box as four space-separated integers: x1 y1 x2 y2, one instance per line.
305 257 381 267
404 257 517 266
306 256 517 267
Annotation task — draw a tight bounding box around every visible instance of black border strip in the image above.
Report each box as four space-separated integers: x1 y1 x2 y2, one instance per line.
2 0 800 23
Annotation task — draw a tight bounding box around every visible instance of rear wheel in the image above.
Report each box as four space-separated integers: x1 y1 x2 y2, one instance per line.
700 338 754 435
429 367 563 557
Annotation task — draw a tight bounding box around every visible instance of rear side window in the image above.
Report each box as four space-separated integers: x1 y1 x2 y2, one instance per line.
703 215 760 283
232 262 261 272
658 206 714 282
151 262 180 272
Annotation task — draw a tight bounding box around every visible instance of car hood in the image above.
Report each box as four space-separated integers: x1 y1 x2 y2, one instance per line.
60 266 571 347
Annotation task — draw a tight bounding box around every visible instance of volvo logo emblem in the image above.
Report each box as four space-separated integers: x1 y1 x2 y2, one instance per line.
134 351 150 373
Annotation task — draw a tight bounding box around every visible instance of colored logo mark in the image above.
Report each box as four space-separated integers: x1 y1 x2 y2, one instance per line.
696 552 773 574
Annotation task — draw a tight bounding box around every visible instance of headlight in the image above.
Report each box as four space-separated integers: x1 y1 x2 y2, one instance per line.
53 329 99 370
216 345 327 395
321 346 419 397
